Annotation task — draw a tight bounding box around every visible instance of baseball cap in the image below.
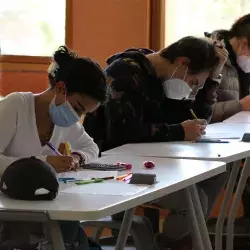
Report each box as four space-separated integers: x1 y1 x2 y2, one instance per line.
0 157 59 201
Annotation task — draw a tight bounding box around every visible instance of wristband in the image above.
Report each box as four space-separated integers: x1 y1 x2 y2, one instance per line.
210 74 222 84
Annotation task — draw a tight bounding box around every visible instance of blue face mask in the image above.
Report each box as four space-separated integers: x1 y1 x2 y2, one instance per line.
49 98 80 127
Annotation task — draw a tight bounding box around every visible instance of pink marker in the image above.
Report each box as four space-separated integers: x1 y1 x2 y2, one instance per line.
123 173 133 183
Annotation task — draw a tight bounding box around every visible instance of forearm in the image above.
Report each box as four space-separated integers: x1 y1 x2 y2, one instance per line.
107 121 185 147
211 100 242 123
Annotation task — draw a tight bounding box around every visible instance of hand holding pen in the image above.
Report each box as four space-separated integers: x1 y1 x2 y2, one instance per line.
180 109 207 141
46 142 78 173
46 155 76 173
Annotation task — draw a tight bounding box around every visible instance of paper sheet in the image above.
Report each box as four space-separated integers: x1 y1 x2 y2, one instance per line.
57 170 118 180
61 182 148 196
202 133 240 140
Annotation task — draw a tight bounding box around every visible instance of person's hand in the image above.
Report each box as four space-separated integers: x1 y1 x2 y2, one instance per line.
210 40 229 78
181 119 207 141
195 80 220 105
240 95 250 111
46 155 75 173
204 81 220 105
70 153 84 170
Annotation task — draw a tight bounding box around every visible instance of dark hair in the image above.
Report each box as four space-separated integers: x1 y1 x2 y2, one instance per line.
229 14 250 44
204 30 228 41
48 46 109 104
159 36 219 74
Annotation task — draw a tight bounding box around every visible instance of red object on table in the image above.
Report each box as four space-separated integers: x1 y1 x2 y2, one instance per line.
143 161 155 169
117 162 132 170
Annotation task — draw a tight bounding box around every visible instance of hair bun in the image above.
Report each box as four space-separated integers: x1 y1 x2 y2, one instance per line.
52 46 77 81
53 46 76 66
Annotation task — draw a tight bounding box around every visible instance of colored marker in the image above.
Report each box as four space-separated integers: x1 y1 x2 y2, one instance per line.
116 173 132 181
46 142 62 156
123 173 133 182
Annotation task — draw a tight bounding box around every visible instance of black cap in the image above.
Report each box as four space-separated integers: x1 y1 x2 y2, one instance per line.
0 157 59 201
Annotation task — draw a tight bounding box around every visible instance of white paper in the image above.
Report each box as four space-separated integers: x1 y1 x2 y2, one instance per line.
61 182 148 196
202 133 240 139
57 170 118 180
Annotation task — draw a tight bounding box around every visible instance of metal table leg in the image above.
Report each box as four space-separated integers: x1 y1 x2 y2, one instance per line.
227 157 250 250
48 220 65 250
189 184 212 250
184 187 204 250
215 161 240 250
115 208 136 250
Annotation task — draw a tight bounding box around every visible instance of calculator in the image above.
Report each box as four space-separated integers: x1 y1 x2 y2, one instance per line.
81 163 127 171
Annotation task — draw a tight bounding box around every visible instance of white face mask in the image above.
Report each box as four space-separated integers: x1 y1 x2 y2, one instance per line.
162 67 192 100
237 55 250 73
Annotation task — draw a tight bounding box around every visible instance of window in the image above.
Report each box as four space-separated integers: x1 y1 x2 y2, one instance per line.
0 0 66 57
165 0 250 46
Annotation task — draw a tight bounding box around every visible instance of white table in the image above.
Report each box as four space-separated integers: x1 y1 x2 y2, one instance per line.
103 139 250 250
205 122 250 140
103 141 250 162
93 155 226 250
0 155 226 250
223 111 250 123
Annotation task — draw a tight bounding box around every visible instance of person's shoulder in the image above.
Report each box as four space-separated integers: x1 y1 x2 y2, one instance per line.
0 92 33 108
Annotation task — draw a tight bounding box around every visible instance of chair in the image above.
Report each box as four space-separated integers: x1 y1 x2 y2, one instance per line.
80 215 155 250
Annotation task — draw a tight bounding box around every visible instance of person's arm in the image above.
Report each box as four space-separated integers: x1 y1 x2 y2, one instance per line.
64 123 99 163
106 76 184 148
209 74 242 123
205 61 244 123
211 100 241 123
0 94 46 174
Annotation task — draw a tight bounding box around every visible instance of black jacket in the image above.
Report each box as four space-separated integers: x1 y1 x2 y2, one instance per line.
84 48 217 151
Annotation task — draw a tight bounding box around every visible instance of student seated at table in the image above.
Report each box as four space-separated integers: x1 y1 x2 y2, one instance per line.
0 46 109 250
205 13 250 123
102 37 227 250
204 13 250 220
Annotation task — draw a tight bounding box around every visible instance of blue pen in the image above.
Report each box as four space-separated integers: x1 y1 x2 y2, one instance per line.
58 177 76 181
46 142 62 156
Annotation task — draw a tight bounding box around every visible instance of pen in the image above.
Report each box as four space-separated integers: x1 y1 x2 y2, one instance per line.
196 140 229 143
75 179 104 185
116 173 132 181
46 142 62 156
190 109 198 119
